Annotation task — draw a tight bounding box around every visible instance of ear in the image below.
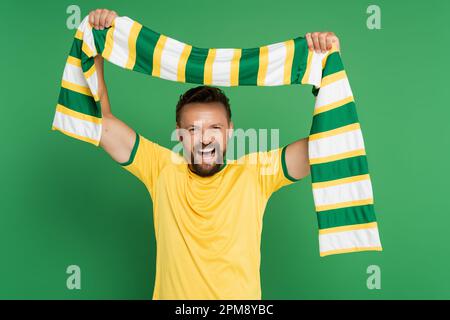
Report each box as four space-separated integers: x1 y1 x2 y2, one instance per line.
175 124 183 142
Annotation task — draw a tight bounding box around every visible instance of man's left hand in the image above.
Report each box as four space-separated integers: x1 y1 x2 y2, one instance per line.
305 32 340 53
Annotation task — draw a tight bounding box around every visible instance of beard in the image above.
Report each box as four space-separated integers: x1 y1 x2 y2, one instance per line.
188 141 226 177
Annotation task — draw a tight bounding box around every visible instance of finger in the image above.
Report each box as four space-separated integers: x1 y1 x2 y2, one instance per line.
89 12 95 27
311 32 320 53
305 33 313 50
99 9 109 30
105 11 117 28
318 32 328 53
93 9 102 29
326 33 335 51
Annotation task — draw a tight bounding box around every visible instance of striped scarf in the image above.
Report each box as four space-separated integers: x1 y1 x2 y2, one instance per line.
52 16 382 257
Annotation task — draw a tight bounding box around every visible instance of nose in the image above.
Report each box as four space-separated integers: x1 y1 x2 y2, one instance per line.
201 129 215 145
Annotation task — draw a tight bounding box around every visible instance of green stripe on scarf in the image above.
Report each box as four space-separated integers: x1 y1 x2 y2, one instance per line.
322 51 344 77
239 47 260 85
310 102 359 134
291 37 309 84
185 47 209 84
318 204 377 229
311 155 369 183
133 27 161 75
58 88 101 118
69 38 82 59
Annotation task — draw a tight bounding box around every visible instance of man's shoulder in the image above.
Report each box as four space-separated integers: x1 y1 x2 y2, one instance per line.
137 134 186 165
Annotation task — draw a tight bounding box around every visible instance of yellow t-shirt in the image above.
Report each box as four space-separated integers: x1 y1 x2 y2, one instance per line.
120 133 300 299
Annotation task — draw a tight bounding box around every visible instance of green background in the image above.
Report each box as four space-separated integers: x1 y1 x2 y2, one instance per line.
1 0 449 299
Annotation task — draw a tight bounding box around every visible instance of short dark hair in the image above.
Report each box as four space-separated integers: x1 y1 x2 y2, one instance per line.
176 85 232 125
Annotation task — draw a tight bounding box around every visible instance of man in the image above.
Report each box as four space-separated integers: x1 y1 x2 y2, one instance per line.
89 9 341 299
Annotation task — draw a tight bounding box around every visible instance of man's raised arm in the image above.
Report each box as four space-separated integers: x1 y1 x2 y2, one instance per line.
284 31 341 180
90 9 136 164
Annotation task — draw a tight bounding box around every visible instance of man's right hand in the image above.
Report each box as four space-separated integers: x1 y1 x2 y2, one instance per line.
89 9 118 30
89 8 137 164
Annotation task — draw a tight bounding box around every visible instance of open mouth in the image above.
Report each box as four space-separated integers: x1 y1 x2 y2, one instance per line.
197 146 216 163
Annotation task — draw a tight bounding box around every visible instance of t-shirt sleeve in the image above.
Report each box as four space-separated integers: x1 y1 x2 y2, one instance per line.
252 145 302 198
118 132 174 195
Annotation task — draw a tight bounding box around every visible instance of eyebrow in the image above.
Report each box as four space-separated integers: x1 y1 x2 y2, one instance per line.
185 123 224 128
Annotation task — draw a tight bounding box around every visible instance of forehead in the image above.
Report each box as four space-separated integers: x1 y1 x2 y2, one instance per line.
179 102 228 126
